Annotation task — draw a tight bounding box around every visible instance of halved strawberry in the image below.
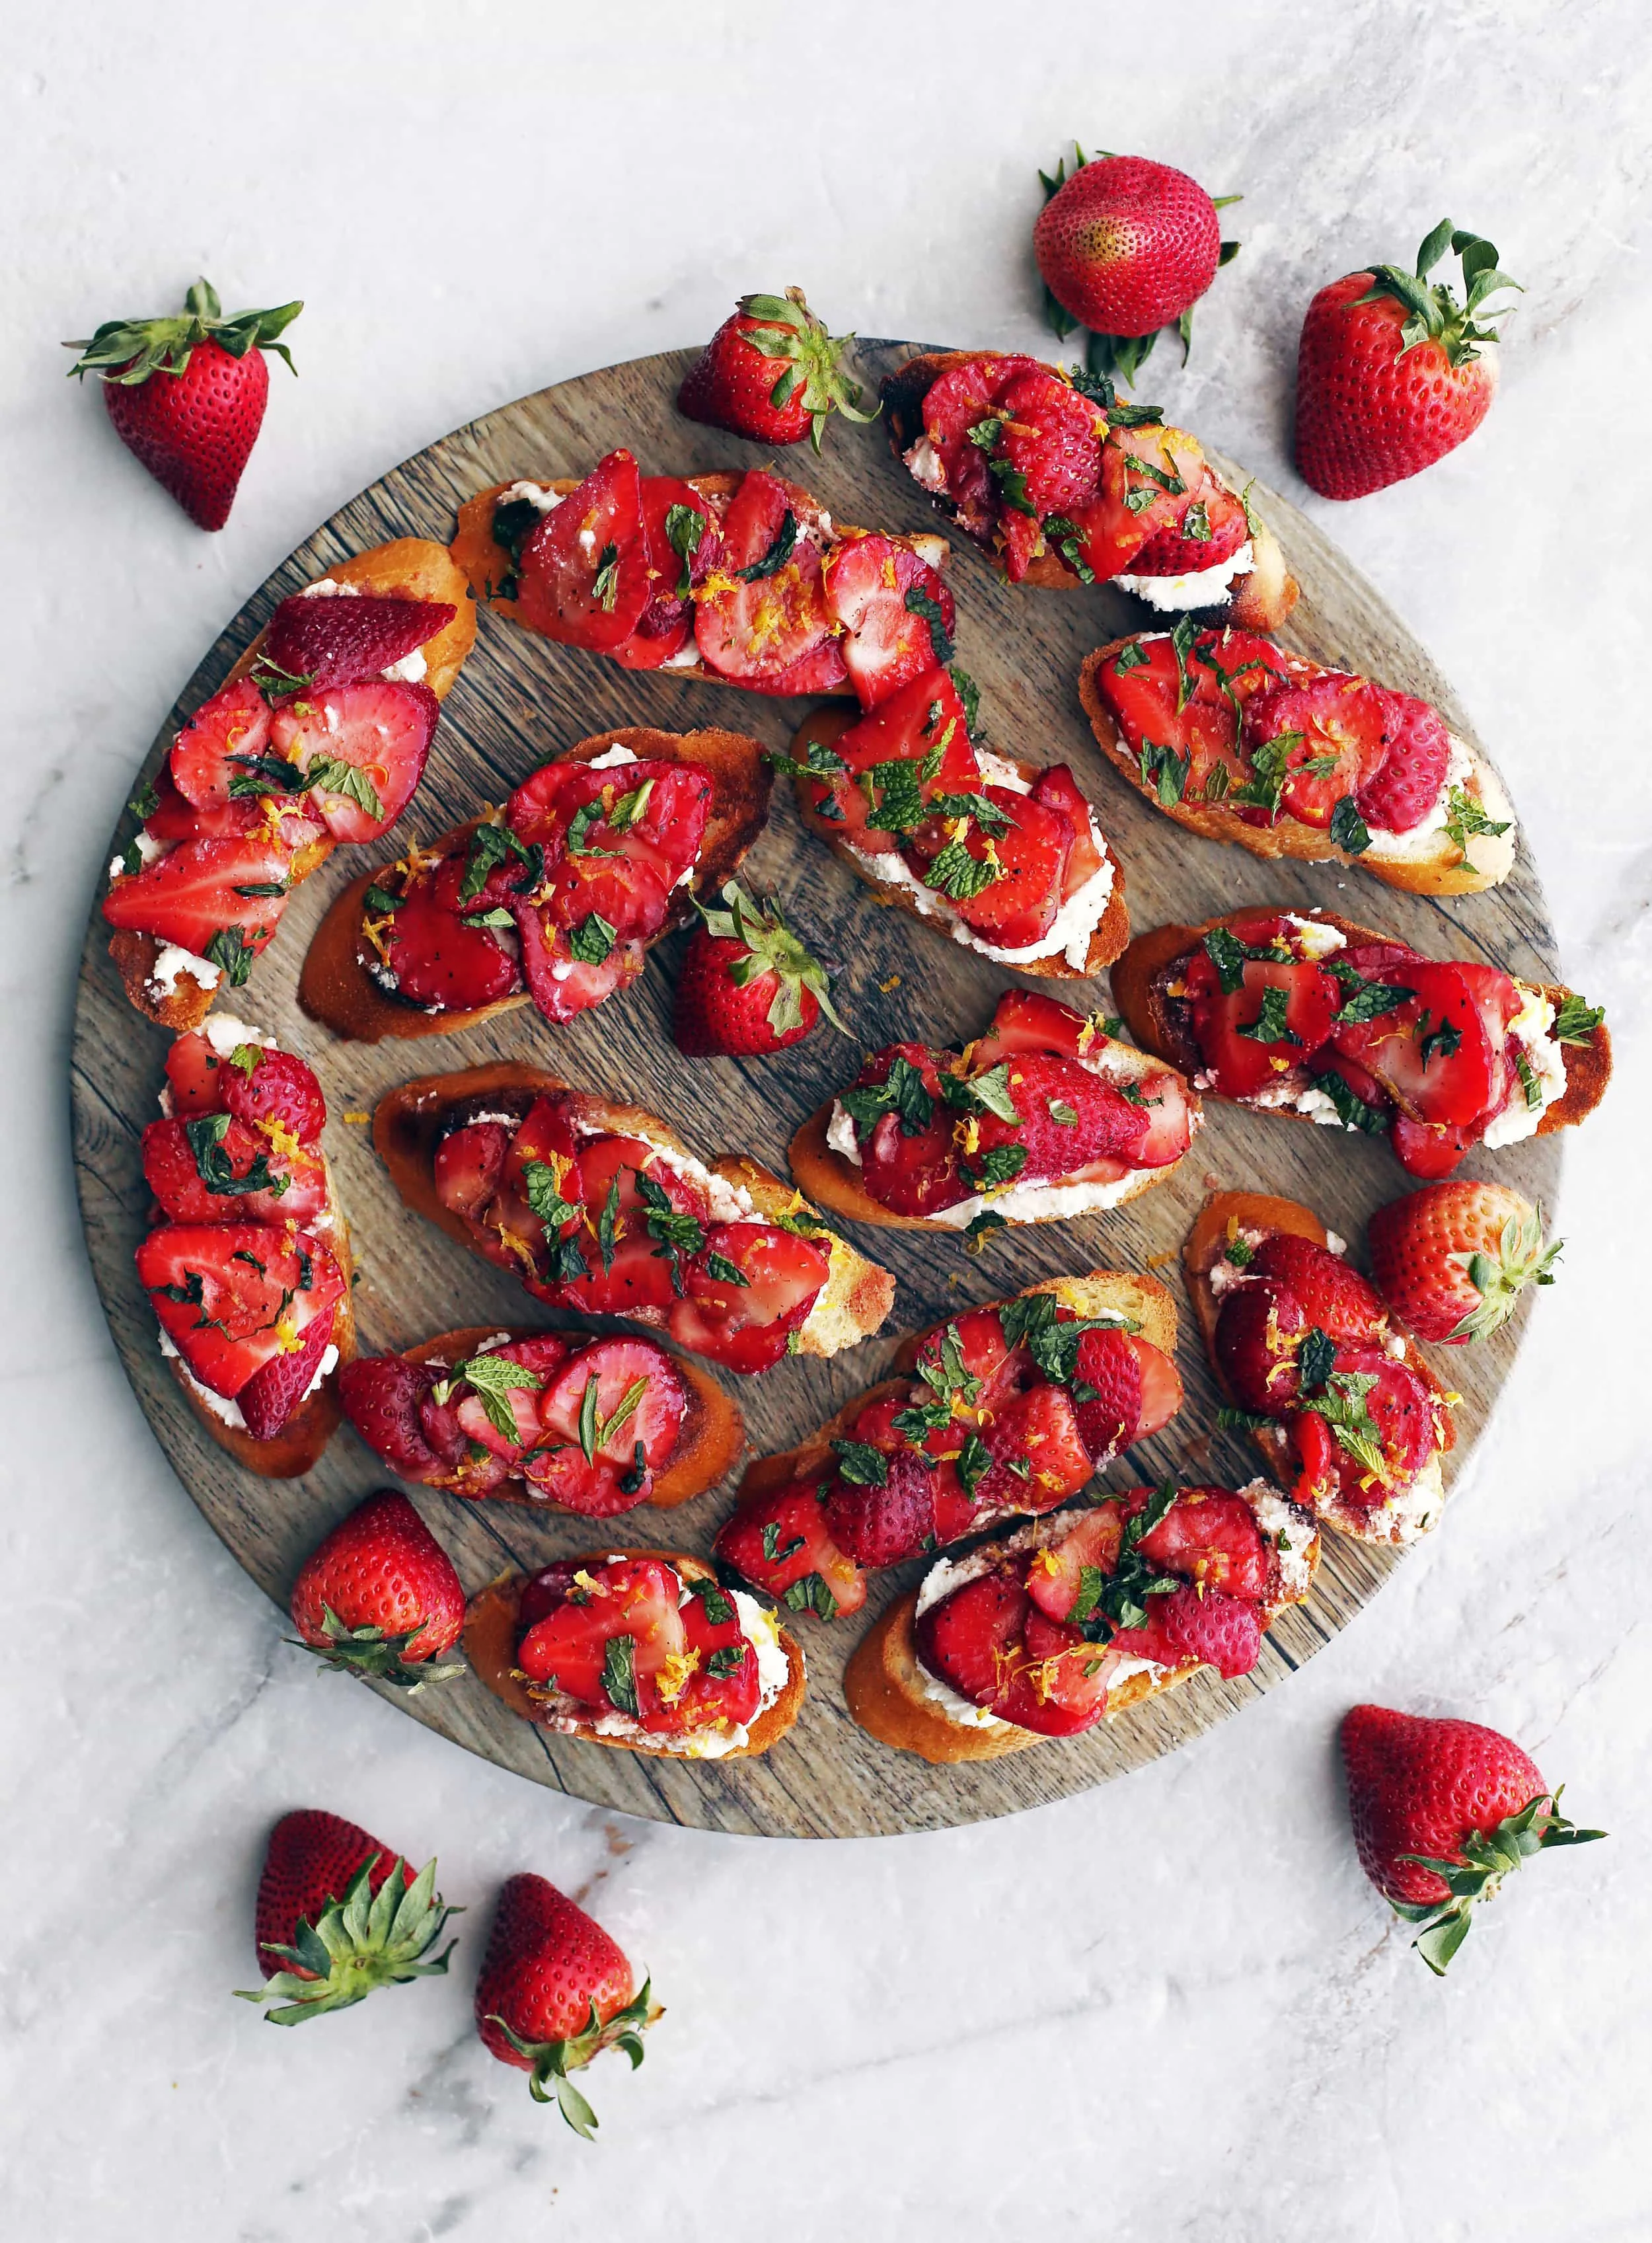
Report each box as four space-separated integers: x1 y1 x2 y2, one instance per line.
546 1137 700 1320
1127 479 1251 576
239 1305 337 1440
382 878 523 1012
693 471 837 683
967 1051 1151 1185
613 476 724 669
1185 950 1342 1101
219 1045 326 1143
170 678 274 810
668 1223 831 1375
1241 673 1391 829
821 534 956 710
269 681 439 845
264 592 456 688
515 452 651 652
1133 1488 1273 1601
141 1113 327 1225
137 1223 343 1397
338 1354 447 1481
714 1480 867 1617
102 834 293 958
525 1338 686 1514
1330 960 1498 1126
515 1555 687 1716
1355 691 1452 833
1109 1582 1262 1679
806 666 979 849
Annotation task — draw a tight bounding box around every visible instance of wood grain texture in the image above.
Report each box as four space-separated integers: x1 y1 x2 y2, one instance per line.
69 342 1566 1838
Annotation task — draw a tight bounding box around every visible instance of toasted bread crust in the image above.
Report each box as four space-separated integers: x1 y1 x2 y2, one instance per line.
1077 638 1517 897
297 726 773 1044
110 538 476 1033
786 703 1130 978
371 1063 895 1360
451 473 947 696
1111 907 1613 1142
398 1325 744 1510
463 1556 806 1757
882 350 1298 629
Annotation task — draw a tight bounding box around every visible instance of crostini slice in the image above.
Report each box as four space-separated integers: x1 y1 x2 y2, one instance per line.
298 726 772 1043
1110 905 1610 1180
338 1322 743 1515
373 1062 896 1377
1185 1191 1456 1545
465 1551 805 1760
1078 628 1517 898
846 1480 1321 1765
792 985 1199 1240
881 349 1298 629
104 538 476 1032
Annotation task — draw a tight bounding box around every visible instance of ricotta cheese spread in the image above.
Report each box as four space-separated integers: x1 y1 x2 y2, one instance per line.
499 480 562 513
853 816 1115 972
903 435 949 492
158 1334 338 1431
661 641 702 670
1115 539 1254 612
586 744 638 771
110 831 169 880
298 577 360 599
1367 1452 1446 1542
1282 913 1346 959
147 945 223 1000
1243 1480 1316 1601
381 647 428 684
201 1012 274 1056
1481 983 1567 1148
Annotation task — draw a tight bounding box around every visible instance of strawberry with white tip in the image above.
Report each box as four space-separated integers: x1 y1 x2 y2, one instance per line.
673 882 845 1057
1367 1181 1561 1344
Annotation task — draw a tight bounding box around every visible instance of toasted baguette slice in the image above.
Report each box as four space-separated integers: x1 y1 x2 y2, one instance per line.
392 1325 745 1509
846 1493 1322 1763
791 1038 1198 1235
297 726 772 1043
373 1062 896 1362
465 1554 806 1758
108 538 477 1033
159 1152 357 1481
1078 636 1517 897
451 471 947 693
882 350 1298 631
1183 1190 1456 1544
786 703 1130 977
1110 907 1612 1144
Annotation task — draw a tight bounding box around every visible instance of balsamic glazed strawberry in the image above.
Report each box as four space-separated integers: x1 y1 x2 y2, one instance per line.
135 1022 348 1443
460 454 950 710
340 1330 691 1517
359 747 712 1028
1135 909 1604 1179
807 985 1197 1239
424 1086 837 1375
509 1554 791 1757
912 1482 1317 1737
716 1291 1182 1618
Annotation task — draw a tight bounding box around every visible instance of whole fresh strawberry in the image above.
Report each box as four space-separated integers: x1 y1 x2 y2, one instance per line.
677 287 878 453
673 882 845 1057
1295 222 1520 498
1367 1182 1560 1344
475 1873 658 2131
288 1489 466 1689
238 1807 458 2024
65 279 302 528
1341 1705 1603 1974
1033 147 1240 377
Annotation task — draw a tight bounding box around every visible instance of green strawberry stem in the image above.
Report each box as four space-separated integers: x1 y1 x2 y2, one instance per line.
291 1602 465 1691
1352 221 1521 366
486 1980 658 2133
65 278 303 383
695 880 847 1038
1390 1788 1605 1975
735 287 880 454
237 1854 460 2024
1449 1203 1562 1342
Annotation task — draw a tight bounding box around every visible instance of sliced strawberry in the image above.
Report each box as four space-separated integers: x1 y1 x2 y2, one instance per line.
1069 1327 1143 1459
432 1120 510 1225
264 592 456 688
668 1223 832 1375
1292 1344 1443 1513
613 476 724 669
1024 1509 1125 1621
219 1045 326 1143
506 758 709 882
1354 691 1452 833
714 1480 867 1617
1132 1338 1185 1438
693 471 837 683
913 1305 1022 1412
1390 1113 1476 1180
534 847 674 947
1090 627 1287 801
743 635 850 697
934 787 1070 946
525 1338 686 1514
993 369 1106 519
1128 479 1250 576
515 452 650 652
1185 950 1342 1101
917 1570 1096 1737
511 899 646 1027
239 1305 337 1440
846 1043 968 1218
1109 1583 1262 1679
141 1113 327 1225
823 1446 938 1566
672 1578 763 1733
268 680 438 845
1030 764 1104 893
821 534 956 710
546 1137 700 1319
142 767 262 843
975 1385 1092 1510
805 666 978 849
971 986 1095 1065
919 354 1045 516
137 1223 343 1398
968 1051 1151 1185
1330 960 1497 1125
102 834 292 958
163 1030 231 1117
1241 673 1391 829
170 678 275 810
1214 1281 1307 1415
1020 1605 1117 1723
1133 1488 1272 1601
515 1555 687 1717
382 877 523 1012
1248 1233 1385 1343
338 1354 447 1481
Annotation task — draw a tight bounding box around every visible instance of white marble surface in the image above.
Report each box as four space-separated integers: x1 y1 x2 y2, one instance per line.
6 3 1652 2234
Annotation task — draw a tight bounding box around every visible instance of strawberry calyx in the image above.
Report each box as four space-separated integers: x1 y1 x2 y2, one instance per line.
693 880 846 1038
65 278 303 384
237 1853 459 2024
1391 1788 1605 1976
485 1979 657 2133
734 288 880 453
289 1601 466 1692
1448 1203 1563 1342
1352 221 1521 368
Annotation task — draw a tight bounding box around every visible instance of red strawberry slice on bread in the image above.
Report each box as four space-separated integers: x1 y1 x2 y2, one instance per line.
524 1338 686 1515
1133 1489 1273 1601
269 679 438 845
1248 1233 1386 1342
102 834 293 960
1024 1507 1124 1622
1109 1581 1262 1679
381 874 523 1012
823 1445 938 1568
809 666 979 849
137 1223 344 1398
821 534 956 709
613 475 725 669
668 1222 831 1375
693 470 837 683
1240 673 1391 830
968 1051 1152 1184
338 1353 449 1482
170 678 276 810
1354 691 1453 833
993 369 1106 517
929 786 1071 946
141 1112 328 1225
219 1044 326 1143
514 451 651 652
239 1305 338 1439
1127 480 1250 576
714 1480 867 1616
917 1570 1095 1736
264 591 457 689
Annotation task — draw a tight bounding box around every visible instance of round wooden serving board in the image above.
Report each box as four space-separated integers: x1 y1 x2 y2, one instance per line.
71 342 1564 1838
